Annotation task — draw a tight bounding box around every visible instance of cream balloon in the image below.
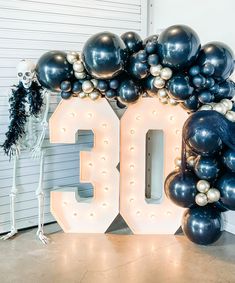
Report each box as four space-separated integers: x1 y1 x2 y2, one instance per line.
195 193 208 206
196 180 210 193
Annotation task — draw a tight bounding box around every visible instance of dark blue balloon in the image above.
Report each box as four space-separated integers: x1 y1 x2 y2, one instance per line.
189 65 200 76
36 51 73 92
82 32 127 79
197 42 234 81
204 77 215 89
223 149 235 172
192 74 206 88
97 80 108 92
164 171 198 208
158 25 201 69
201 63 215 76
182 207 222 245
72 81 82 93
214 80 235 101
121 31 143 54
147 54 159 66
109 79 119 90
143 75 158 97
137 50 148 63
105 89 117 99
183 111 223 156
216 173 235 210
61 91 72 99
117 79 141 104
198 90 214 103
181 94 201 112
143 34 158 45
194 156 220 181
145 41 158 54
210 83 219 94
167 74 194 100
128 53 149 79
60 80 71 92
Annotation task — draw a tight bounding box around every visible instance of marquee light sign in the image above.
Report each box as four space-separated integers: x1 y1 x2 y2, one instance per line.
49 97 187 234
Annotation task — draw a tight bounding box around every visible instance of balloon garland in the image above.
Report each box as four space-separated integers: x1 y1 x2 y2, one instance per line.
34 24 235 245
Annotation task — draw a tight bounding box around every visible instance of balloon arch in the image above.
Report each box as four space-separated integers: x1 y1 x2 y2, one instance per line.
9 25 235 245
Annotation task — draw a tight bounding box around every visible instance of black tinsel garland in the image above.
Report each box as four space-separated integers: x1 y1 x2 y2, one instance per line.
1 81 44 158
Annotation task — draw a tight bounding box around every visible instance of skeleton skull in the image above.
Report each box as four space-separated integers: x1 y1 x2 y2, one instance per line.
17 60 36 89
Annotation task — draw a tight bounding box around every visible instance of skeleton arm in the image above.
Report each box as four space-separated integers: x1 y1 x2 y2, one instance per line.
31 89 50 158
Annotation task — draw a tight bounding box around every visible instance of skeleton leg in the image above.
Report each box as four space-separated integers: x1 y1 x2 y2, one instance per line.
35 150 49 244
1 156 18 240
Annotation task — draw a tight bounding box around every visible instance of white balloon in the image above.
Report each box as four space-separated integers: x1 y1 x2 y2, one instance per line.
160 67 172 80
158 88 168 98
187 156 196 167
174 157 181 167
195 193 208 206
73 61 84 73
91 79 98 88
199 104 213 111
168 98 178 106
67 52 79 64
196 180 210 193
213 103 227 115
153 77 165 89
207 188 220 203
159 97 168 104
78 91 87 98
225 111 235 122
150 64 162 76
221 99 233 111
82 80 94 94
89 91 100 100
75 72 86 79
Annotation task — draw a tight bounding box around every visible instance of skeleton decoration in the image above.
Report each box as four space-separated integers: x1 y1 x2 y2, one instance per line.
1 59 50 244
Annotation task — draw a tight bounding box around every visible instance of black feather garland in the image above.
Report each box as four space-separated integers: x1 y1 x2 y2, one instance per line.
1 81 44 158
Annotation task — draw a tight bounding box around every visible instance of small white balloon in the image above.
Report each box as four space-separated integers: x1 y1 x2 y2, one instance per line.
199 104 213 111
213 103 227 115
168 97 178 106
67 52 79 64
73 61 84 73
75 72 86 79
150 64 162 76
78 91 87 99
195 193 208 206
221 99 233 111
153 76 165 89
196 180 210 193
225 111 235 122
160 67 172 80
159 97 168 104
91 79 98 88
174 157 181 167
187 156 196 167
207 188 220 203
158 88 168 98
82 80 94 94
89 91 100 100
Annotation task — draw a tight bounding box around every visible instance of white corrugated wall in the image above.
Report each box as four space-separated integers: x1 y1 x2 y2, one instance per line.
0 0 147 233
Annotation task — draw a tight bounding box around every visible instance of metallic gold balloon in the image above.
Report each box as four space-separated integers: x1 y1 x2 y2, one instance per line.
82 80 94 94
153 76 165 89
160 67 173 80
207 188 220 203
196 180 210 193
195 193 208 206
73 61 84 73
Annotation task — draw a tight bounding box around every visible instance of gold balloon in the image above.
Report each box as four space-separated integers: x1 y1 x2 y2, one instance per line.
196 180 210 193
195 193 208 206
207 188 220 203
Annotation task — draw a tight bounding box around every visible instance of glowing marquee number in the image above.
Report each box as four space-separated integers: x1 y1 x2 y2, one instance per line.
50 97 187 234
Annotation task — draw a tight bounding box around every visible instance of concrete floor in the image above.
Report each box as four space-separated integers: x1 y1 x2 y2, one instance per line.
0 224 235 283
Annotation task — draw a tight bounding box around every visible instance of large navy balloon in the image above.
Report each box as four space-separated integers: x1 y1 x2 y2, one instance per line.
164 171 198 208
194 156 220 181
216 173 235 210
128 52 149 79
121 31 143 54
215 80 235 101
117 79 141 104
158 25 201 69
223 149 235 172
197 42 234 81
36 51 73 91
167 74 194 100
182 207 222 245
82 32 127 79
183 111 224 156
181 93 201 112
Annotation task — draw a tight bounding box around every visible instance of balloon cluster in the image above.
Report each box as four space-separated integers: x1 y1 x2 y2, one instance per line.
33 25 235 245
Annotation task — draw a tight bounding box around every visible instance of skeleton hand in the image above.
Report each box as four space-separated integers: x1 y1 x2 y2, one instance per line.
31 143 42 159
36 229 49 245
0 228 18 240
12 145 21 159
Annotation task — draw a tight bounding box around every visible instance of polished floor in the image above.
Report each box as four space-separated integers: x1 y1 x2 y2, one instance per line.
0 224 235 283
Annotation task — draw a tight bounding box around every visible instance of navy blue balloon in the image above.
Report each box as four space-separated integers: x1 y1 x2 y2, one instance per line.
164 171 198 208
109 79 119 90
143 34 158 45
194 156 220 181
201 63 215 76
197 42 234 81
210 83 220 94
137 50 147 63
129 53 149 79
223 149 235 172
105 89 117 99
183 111 223 156
168 74 194 100
117 79 141 104
121 31 143 54
72 81 82 93
145 41 158 54
189 65 200 76
216 173 235 210
198 90 214 103
82 32 127 79
61 91 72 99
60 80 71 92
143 75 158 97
158 25 201 69
36 51 73 92
192 74 206 88
148 54 159 66
182 207 222 245
97 80 108 92
181 94 200 112
215 80 235 101
205 77 215 89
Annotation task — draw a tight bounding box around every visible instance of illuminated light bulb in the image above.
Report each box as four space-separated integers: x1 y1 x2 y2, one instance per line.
152 110 157 116
136 210 141 215
129 198 134 203
166 211 172 216
73 212 77 216
104 187 109 191
90 213 94 217
103 139 109 145
61 127 66 132
130 129 135 135
175 129 180 135
129 164 135 169
87 112 93 118
169 115 175 121
102 203 107 207
101 156 106 161
88 162 93 167
102 170 107 175
130 181 135 185
151 214 155 219
175 146 180 152
70 112 76 118
129 146 135 151
136 115 141 121
102 123 107 128
63 201 67 207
